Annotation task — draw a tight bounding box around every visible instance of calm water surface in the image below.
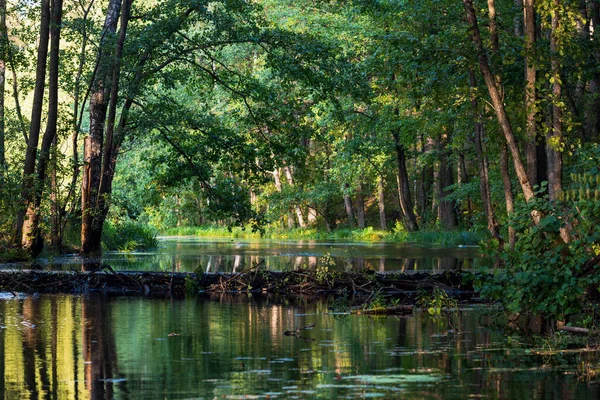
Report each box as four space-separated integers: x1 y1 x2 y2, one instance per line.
18 236 488 273
0 294 597 399
1 237 594 399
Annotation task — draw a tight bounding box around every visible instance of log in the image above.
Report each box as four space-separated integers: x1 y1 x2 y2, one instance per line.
0 268 478 300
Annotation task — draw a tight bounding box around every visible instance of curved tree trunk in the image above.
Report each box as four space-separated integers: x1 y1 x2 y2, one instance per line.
463 0 536 204
392 131 418 232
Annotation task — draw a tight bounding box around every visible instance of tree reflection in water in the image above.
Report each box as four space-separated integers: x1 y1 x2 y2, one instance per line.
0 294 597 399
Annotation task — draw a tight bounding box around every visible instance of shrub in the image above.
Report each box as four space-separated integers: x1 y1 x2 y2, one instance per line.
475 186 600 322
102 220 158 251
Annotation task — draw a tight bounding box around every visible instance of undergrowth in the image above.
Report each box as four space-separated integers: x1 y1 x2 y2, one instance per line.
102 220 158 251
162 224 484 246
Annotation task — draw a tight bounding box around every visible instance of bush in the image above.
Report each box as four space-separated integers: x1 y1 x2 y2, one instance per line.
475 186 600 322
102 220 158 251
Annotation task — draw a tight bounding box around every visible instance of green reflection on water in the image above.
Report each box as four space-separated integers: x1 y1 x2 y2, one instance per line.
0 294 596 399
98 237 489 273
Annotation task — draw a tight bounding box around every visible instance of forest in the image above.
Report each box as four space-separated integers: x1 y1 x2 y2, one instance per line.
0 0 599 323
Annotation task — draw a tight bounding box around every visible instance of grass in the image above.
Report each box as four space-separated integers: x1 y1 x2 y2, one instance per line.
162 224 485 246
102 220 159 251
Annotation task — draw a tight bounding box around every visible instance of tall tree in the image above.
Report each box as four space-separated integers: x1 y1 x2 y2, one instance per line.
523 0 539 186
81 0 127 255
14 0 51 248
469 70 500 241
392 130 418 232
0 0 6 179
547 0 563 202
463 0 537 205
21 0 64 255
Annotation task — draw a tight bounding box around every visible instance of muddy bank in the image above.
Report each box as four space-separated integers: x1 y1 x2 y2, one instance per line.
0 266 478 301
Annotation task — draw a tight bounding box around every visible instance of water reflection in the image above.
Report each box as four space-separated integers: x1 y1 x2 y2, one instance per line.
0 294 597 399
0 237 489 274
102 237 487 273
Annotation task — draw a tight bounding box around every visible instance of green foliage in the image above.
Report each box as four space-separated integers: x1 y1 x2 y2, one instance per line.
416 287 458 316
361 290 403 311
102 220 158 252
0 245 31 263
389 228 484 246
316 252 338 284
184 276 200 295
476 182 600 321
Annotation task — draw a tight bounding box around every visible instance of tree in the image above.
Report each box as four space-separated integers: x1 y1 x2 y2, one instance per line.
14 0 51 252
81 0 128 256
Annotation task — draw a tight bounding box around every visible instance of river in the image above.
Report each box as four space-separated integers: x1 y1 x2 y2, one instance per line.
22 236 489 273
0 237 597 399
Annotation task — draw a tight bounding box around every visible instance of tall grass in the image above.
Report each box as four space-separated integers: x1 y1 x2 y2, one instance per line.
163 225 261 238
102 220 158 251
162 224 485 246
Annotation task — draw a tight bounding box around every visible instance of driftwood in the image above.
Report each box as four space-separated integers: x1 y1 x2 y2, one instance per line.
0 267 478 300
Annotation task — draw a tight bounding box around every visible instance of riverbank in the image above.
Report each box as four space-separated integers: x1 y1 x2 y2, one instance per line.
162 225 485 246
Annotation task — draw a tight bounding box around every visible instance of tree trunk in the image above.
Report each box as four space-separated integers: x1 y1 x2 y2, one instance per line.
272 167 294 228
469 70 501 241
547 0 562 202
356 183 365 229
343 183 356 227
22 0 63 255
14 0 50 248
548 0 570 244
418 136 434 220
463 0 536 204
437 143 457 230
377 175 387 231
0 0 6 178
81 0 124 256
96 0 132 225
392 131 418 232
524 0 538 187
514 0 523 36
585 2 600 141
457 153 473 224
500 146 516 250
59 0 94 246
50 141 60 251
307 205 317 226
283 165 306 228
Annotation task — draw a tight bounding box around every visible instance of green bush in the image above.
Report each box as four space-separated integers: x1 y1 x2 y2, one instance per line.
102 220 158 251
475 186 600 322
